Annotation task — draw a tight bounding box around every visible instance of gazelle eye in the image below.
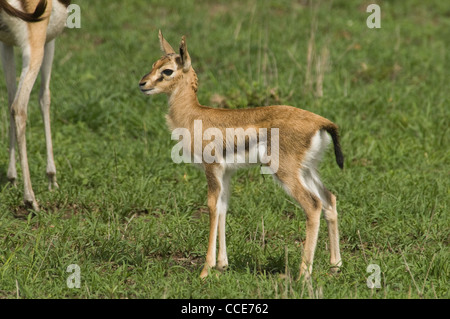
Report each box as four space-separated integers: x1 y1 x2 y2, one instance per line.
162 69 173 76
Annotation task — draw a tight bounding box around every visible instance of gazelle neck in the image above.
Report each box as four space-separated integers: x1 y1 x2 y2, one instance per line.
167 68 202 129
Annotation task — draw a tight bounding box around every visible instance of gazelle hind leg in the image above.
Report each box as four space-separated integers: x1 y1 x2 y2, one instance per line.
39 40 58 190
295 188 322 280
12 38 46 210
298 129 342 274
301 166 342 274
1 43 18 185
276 171 322 281
322 190 342 273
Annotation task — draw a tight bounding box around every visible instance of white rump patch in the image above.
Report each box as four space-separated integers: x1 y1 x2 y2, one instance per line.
299 130 331 207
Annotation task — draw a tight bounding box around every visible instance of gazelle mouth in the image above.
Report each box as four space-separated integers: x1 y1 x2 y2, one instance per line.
140 88 154 94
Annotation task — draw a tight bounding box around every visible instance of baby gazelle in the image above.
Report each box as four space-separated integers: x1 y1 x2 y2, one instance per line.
140 31 344 279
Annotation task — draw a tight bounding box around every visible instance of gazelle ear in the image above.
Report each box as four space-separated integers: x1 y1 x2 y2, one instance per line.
158 30 175 54
179 35 191 72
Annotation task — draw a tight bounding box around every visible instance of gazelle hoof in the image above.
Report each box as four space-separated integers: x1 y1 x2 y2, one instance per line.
200 266 210 279
330 266 341 275
48 181 59 191
24 200 40 212
47 174 59 191
216 262 228 272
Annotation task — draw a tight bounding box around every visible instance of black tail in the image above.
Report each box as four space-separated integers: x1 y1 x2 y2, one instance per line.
58 0 72 8
0 0 47 22
324 124 344 169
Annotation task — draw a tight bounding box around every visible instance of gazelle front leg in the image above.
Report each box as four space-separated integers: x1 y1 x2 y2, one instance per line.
39 39 58 190
0 43 18 185
216 170 232 272
200 165 224 279
12 43 45 211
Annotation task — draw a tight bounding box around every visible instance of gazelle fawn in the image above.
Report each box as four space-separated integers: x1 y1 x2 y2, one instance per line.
0 0 71 211
140 31 344 280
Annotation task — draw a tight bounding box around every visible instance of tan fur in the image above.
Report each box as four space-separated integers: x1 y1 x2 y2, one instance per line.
140 31 343 279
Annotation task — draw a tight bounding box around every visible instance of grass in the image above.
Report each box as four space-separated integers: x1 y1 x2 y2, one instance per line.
0 0 448 298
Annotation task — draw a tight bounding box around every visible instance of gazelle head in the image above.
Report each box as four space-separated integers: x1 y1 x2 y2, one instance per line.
139 30 192 95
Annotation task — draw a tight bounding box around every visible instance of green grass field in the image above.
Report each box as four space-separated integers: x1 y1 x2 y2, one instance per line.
0 0 448 299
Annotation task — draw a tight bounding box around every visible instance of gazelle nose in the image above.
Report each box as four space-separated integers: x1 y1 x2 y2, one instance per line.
139 81 147 87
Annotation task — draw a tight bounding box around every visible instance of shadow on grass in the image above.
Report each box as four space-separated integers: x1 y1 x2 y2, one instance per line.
0 164 10 188
232 253 288 276
0 164 37 219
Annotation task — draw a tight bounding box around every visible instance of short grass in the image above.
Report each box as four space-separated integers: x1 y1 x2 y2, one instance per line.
0 0 448 298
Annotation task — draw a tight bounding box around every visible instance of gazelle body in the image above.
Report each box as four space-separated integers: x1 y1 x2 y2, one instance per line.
140 31 344 279
0 0 70 211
